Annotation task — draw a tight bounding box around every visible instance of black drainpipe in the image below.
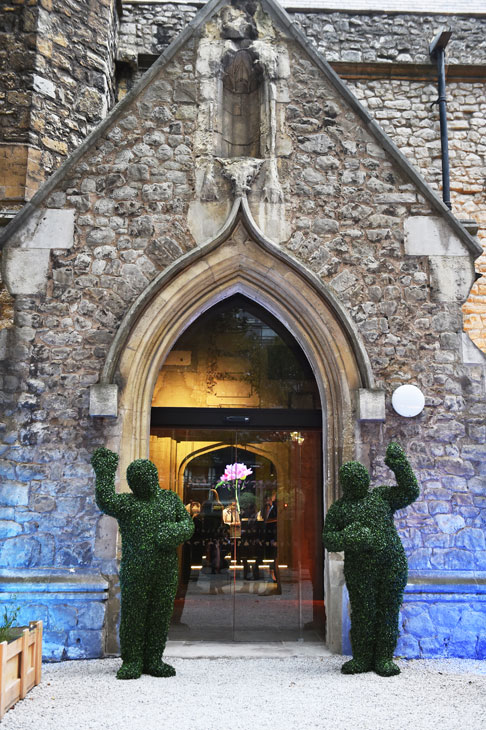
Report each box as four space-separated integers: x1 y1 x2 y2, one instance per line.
429 28 452 211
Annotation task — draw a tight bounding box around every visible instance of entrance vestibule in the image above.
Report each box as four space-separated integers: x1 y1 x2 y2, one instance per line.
149 296 325 641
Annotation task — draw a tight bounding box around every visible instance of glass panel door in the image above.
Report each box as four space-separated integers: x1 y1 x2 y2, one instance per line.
150 427 324 642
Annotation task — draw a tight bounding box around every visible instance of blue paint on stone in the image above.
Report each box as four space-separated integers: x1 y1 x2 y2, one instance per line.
66 630 103 659
448 627 478 658
477 634 486 659
0 483 29 506
418 637 447 657
43 631 69 662
0 536 41 567
0 520 22 538
407 548 431 569
48 604 78 631
428 501 449 515
434 514 466 534
15 464 48 482
474 551 486 569
395 633 419 657
0 461 16 479
455 527 486 550
77 602 105 630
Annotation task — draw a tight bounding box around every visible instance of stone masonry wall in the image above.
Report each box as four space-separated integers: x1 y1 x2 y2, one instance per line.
0 39 199 579
118 3 486 352
0 0 121 217
281 35 486 574
119 4 486 65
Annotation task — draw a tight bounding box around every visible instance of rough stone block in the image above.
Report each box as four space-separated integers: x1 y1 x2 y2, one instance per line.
77 601 106 630
0 483 29 506
0 520 22 538
32 74 56 99
89 384 118 417
434 514 466 534
14 209 75 250
43 631 68 662
404 216 470 256
3 248 50 295
48 604 78 631
357 389 385 421
429 256 475 302
0 535 40 567
461 333 486 365
66 629 103 659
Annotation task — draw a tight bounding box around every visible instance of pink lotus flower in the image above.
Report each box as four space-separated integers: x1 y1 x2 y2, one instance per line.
220 463 253 482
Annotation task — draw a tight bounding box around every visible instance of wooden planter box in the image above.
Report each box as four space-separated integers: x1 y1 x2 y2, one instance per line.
0 621 43 719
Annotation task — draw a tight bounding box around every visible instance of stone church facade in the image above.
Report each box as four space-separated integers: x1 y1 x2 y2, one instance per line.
0 0 485 660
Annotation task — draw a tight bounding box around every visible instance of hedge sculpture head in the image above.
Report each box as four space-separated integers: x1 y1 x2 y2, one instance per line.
339 461 370 500
126 459 160 500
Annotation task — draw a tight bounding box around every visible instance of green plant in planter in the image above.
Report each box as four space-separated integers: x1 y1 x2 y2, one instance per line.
322 442 419 677
91 447 194 680
0 604 20 643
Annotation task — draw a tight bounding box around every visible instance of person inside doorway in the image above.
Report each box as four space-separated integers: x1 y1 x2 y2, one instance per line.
258 492 278 583
223 500 241 539
201 489 224 573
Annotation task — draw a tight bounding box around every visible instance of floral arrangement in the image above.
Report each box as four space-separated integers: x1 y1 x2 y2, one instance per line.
216 462 253 513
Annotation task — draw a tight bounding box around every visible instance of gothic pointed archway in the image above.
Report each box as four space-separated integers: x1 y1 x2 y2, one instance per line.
103 205 373 651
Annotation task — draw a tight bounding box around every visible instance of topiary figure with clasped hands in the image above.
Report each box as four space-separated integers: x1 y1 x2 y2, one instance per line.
91 447 194 680
322 442 419 677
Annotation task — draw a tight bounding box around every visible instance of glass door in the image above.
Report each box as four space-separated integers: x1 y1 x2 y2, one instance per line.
150 426 324 642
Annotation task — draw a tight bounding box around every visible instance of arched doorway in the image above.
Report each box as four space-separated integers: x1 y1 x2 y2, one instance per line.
109 215 373 651
149 295 324 641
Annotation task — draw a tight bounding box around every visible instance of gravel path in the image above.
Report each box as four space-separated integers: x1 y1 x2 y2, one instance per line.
3 655 486 730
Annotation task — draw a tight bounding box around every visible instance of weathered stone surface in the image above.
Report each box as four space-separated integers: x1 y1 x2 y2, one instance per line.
357 389 385 422
405 217 470 257
3 249 51 295
89 384 118 418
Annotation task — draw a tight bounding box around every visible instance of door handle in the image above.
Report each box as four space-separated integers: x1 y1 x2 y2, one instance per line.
223 416 250 423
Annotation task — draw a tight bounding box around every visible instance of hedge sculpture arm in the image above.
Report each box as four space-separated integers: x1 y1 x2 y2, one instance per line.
91 447 131 518
377 441 420 512
157 492 195 551
322 503 346 552
323 504 378 553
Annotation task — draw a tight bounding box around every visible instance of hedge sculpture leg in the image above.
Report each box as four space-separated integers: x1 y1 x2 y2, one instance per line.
118 567 149 679
343 571 377 674
374 567 407 676
143 555 179 677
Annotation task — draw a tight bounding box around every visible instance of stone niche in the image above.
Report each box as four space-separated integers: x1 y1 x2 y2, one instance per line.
189 1 292 243
221 49 262 158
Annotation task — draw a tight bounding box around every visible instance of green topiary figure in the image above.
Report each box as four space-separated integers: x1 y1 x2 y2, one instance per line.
91 447 194 680
322 442 419 677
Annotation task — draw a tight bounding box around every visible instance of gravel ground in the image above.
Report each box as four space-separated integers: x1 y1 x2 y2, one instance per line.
3 655 486 730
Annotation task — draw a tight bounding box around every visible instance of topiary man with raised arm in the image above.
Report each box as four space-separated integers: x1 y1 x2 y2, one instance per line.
322 442 419 677
91 447 194 680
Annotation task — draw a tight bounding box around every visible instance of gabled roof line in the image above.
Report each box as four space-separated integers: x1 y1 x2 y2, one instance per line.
260 0 482 257
1 0 482 258
0 0 224 249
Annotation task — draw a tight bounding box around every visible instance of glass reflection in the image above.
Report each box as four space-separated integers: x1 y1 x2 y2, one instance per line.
150 428 325 642
152 295 320 410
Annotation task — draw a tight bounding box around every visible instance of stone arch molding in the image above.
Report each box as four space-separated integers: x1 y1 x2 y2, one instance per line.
94 196 376 495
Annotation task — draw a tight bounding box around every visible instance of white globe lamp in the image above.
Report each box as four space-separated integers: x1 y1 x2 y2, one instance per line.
391 384 425 418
